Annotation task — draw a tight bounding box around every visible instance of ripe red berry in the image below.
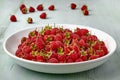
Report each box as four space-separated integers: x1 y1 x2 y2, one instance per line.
79 39 86 46
69 51 79 61
83 10 89 16
36 55 44 62
40 12 47 19
48 5 55 11
37 4 44 11
20 4 26 11
22 46 32 54
27 17 33 24
35 37 45 50
29 6 35 12
10 15 17 22
81 5 88 11
89 55 99 60
48 58 59 63
70 3 76 10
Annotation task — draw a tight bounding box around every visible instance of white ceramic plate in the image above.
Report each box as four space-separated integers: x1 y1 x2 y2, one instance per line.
3 24 117 74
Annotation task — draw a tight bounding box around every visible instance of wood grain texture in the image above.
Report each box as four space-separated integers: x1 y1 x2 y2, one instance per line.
0 0 120 80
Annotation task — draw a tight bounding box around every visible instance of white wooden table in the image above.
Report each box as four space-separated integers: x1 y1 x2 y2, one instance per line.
0 0 120 80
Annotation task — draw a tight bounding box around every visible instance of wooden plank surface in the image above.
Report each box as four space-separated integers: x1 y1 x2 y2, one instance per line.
0 0 120 80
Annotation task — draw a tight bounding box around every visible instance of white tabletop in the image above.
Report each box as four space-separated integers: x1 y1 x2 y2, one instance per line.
0 0 120 80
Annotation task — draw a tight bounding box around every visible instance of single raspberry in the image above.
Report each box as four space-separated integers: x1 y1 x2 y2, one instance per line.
67 58 73 63
21 7 27 14
70 3 77 10
27 17 33 24
20 4 26 11
44 29 51 35
48 58 59 63
22 46 32 54
40 12 47 19
83 10 89 16
54 34 63 41
37 4 44 11
75 58 83 62
49 52 58 59
21 37 27 43
36 55 44 62
79 39 86 47
35 37 45 50
48 5 55 11
96 50 105 57
29 6 35 12
69 51 79 61
10 15 17 22
81 5 88 11
57 54 66 62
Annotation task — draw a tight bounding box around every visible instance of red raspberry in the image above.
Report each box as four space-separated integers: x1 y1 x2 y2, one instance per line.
81 5 88 11
101 46 108 54
21 37 27 43
10 15 17 22
74 28 89 37
20 4 26 11
89 55 99 60
67 58 73 63
29 6 35 12
24 53 34 60
37 4 44 11
44 29 51 35
69 51 79 61
70 3 77 10
71 33 80 39
54 34 63 41
48 58 59 63
36 55 44 62
96 50 105 57
81 55 88 61
83 10 89 16
49 52 58 59
75 58 83 62
51 28 57 35
21 7 27 14
87 35 98 41
57 54 66 62
72 45 79 53
27 17 33 24
22 46 32 54
35 37 45 50
40 12 47 19
79 39 86 46
50 41 60 51
48 5 55 11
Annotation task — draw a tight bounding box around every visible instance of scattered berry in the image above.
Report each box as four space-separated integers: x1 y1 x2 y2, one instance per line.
20 4 26 11
37 4 44 11
27 17 33 24
10 15 17 22
81 5 88 11
29 6 35 12
83 10 89 16
40 12 47 19
48 5 55 11
70 3 77 10
21 7 27 14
